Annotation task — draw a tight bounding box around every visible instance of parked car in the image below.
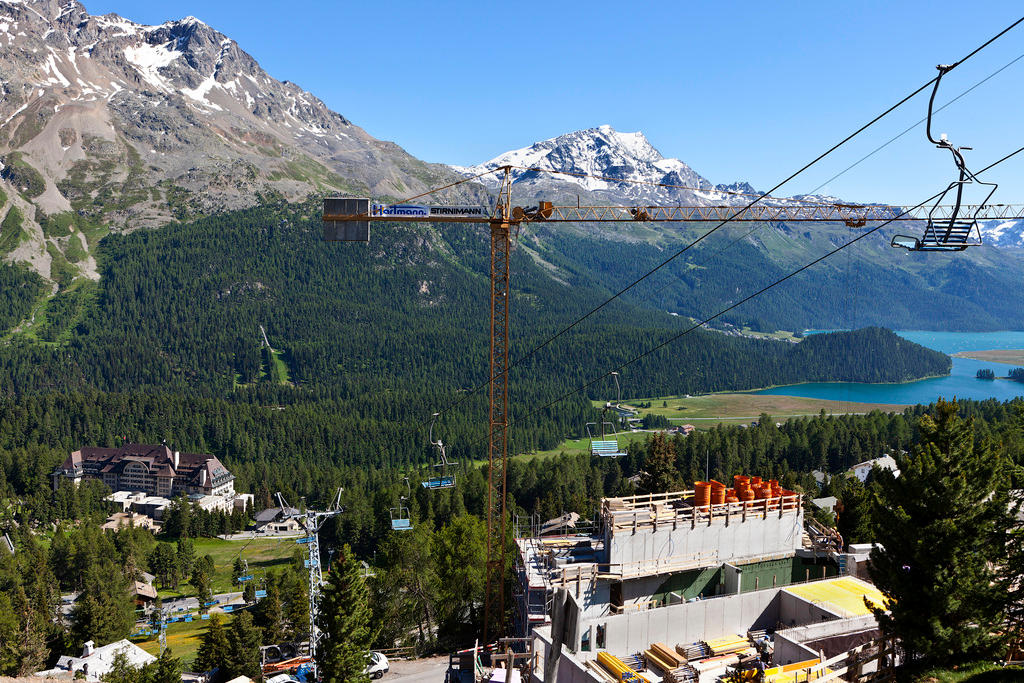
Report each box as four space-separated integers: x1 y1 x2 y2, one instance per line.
365 651 389 679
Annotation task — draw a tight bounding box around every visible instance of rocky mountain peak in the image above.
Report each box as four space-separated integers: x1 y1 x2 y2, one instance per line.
0 0 465 283
452 125 766 205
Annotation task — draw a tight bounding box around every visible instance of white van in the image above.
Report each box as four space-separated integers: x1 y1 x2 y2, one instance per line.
364 651 390 679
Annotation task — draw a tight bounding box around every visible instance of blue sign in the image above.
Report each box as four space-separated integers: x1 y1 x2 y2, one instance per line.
185 616 193 622
370 204 429 218
223 605 234 612
238 575 253 582
296 537 315 544
204 600 219 607
201 614 210 620
255 590 267 599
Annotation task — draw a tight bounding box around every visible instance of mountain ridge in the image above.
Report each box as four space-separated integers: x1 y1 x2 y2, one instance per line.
449 124 846 207
0 0 479 281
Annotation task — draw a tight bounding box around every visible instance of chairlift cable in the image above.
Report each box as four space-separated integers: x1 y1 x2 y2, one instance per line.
420 15 1024 430
464 142 1024 451
644 48 1024 303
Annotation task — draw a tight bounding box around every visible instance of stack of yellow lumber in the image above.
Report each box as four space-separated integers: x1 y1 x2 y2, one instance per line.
643 642 681 672
704 634 750 656
596 651 652 683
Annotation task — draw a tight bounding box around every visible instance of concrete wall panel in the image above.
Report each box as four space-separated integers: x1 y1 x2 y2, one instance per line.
608 510 804 568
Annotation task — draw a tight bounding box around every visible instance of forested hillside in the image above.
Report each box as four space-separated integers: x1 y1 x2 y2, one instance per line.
0 199 948 398
537 224 1024 333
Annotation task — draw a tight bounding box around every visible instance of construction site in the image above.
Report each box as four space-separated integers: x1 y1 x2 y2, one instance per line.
497 477 895 683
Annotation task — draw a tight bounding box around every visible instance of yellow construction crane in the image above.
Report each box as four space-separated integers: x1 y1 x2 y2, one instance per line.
321 166 1024 643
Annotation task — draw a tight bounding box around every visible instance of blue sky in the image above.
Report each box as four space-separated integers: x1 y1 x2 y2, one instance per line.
85 0 1024 204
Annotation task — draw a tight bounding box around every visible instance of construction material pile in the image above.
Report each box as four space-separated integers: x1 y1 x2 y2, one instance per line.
692 475 795 508
594 651 651 683
642 642 697 683
674 642 709 661
673 634 757 680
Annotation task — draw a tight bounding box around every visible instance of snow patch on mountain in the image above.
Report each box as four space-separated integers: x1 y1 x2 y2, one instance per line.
451 125 845 208
123 42 181 90
980 220 1024 248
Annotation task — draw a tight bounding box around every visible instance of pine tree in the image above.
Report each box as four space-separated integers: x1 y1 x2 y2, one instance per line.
868 398 1012 666
232 557 246 587
71 559 134 647
434 515 485 639
319 545 372 683
640 433 680 493
255 581 284 645
195 614 230 678
283 571 309 641
176 537 195 579
148 650 183 683
101 651 137 683
193 567 213 614
997 404 1024 652
225 611 263 682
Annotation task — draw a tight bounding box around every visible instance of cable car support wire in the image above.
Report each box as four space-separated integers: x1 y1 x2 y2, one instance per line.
891 64 999 251
321 13 1024 645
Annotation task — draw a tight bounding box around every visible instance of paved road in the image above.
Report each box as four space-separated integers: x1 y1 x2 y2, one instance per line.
386 657 450 683
219 530 304 540
138 591 244 622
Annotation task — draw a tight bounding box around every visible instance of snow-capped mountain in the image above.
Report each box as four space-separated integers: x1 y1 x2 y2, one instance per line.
979 220 1024 249
451 125 842 207
0 0 473 279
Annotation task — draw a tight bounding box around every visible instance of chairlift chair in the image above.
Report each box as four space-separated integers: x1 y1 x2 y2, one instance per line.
423 412 457 490
587 372 627 457
390 477 413 531
892 64 998 252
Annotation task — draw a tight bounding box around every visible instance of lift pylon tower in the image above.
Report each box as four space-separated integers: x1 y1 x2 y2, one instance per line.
276 488 343 682
321 168 1024 643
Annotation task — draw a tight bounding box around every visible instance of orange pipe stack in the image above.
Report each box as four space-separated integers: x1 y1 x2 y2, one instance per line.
739 486 755 502
733 475 749 488
710 480 726 505
694 481 711 508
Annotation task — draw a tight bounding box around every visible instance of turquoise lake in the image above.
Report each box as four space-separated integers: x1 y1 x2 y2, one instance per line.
753 331 1024 405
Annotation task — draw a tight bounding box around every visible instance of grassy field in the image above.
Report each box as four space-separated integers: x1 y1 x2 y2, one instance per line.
134 612 235 665
518 392 908 460
269 348 292 384
952 349 1024 366
157 536 299 599
637 392 908 423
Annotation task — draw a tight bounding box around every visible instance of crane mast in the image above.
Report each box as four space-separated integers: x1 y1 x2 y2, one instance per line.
321 166 1024 644
484 169 513 645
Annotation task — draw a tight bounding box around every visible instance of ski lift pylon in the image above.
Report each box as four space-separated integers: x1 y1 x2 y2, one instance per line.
588 372 627 457
422 412 457 490
892 64 997 252
390 477 413 531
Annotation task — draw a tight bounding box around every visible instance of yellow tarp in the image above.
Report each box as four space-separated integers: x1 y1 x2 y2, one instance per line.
704 634 748 654
784 577 888 617
764 666 831 682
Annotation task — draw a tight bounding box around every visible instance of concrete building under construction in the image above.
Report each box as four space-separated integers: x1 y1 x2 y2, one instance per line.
515 477 839 635
512 477 890 683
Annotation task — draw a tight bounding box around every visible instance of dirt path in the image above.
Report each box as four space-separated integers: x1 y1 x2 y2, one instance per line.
387 656 451 683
